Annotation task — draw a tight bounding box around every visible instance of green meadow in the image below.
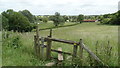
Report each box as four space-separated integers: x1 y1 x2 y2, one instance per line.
2 22 118 66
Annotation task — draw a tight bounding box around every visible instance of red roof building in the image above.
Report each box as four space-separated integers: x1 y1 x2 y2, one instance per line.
83 20 98 22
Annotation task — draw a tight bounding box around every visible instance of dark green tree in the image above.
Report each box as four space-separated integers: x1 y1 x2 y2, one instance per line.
52 12 65 27
2 9 33 32
110 10 120 25
2 15 9 30
77 14 84 23
19 10 35 23
42 17 48 23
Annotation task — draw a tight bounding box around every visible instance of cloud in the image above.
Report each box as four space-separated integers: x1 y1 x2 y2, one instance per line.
0 0 119 15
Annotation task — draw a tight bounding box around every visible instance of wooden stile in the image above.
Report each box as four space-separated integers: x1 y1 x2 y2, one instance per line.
34 27 105 66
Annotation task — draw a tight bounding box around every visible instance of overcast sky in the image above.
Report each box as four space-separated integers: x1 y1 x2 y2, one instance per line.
0 0 119 15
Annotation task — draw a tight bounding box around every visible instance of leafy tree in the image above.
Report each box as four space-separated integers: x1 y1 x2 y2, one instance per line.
2 15 9 30
19 10 35 23
77 14 84 23
42 17 48 23
52 12 65 27
100 18 110 24
101 10 120 25
110 11 120 25
2 9 33 32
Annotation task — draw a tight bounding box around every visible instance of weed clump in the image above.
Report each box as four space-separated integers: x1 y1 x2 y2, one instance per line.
3 35 22 49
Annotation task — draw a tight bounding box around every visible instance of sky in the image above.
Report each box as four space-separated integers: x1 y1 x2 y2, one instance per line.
0 0 119 15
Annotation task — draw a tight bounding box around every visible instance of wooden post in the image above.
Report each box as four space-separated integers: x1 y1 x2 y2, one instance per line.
46 29 52 60
34 35 37 55
41 37 44 59
72 44 78 60
36 26 40 58
79 39 83 65
49 29 52 37
46 37 52 60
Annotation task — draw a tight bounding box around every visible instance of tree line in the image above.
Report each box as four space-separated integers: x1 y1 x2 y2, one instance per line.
36 12 84 27
1 9 119 32
100 10 120 25
1 9 84 32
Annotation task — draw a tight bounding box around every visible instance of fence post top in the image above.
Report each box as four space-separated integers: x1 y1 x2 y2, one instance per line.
80 39 83 42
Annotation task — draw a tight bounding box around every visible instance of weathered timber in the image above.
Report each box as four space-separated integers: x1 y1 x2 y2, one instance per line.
34 35 37 55
51 49 72 55
79 39 83 65
49 29 52 37
46 36 52 60
44 37 79 45
41 37 44 58
72 44 78 60
36 26 40 57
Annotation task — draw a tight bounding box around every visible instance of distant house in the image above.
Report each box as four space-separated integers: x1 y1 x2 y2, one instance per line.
83 20 98 22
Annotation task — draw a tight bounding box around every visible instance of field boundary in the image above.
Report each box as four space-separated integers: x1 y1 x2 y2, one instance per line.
34 26 106 66
35 23 79 31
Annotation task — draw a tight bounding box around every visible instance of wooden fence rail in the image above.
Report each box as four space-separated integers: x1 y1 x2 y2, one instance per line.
43 37 79 45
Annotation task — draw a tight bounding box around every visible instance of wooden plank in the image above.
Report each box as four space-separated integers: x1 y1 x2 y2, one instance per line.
46 37 52 60
58 48 63 61
44 37 79 45
51 49 72 55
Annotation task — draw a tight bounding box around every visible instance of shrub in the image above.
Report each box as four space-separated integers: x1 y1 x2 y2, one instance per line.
100 18 110 24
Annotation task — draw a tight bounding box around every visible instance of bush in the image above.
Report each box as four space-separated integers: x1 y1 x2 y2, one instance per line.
2 9 35 32
100 18 110 24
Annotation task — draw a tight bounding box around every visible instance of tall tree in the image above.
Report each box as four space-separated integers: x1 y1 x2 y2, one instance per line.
2 9 33 32
19 10 35 23
52 12 65 27
42 17 48 23
77 14 84 23
2 15 9 30
110 10 120 25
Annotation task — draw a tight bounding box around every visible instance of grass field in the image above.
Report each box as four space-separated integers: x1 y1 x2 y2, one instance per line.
2 22 118 66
